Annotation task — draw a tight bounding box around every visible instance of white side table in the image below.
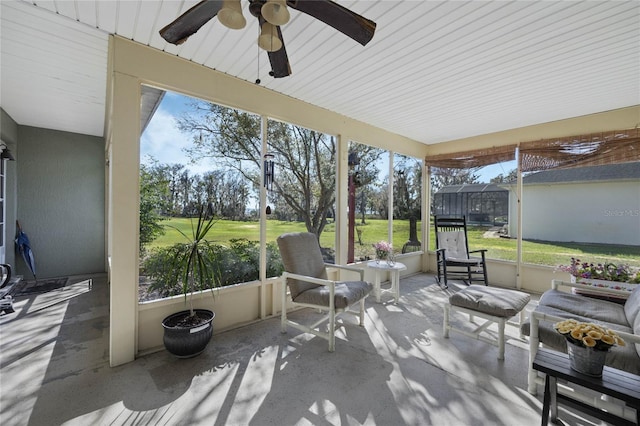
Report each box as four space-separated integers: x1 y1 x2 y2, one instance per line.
366 261 406 303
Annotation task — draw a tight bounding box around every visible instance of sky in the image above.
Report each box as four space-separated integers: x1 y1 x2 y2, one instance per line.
478 161 517 182
140 91 215 176
141 90 517 183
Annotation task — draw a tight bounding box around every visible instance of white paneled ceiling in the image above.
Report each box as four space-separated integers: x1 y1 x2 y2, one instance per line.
1 0 639 142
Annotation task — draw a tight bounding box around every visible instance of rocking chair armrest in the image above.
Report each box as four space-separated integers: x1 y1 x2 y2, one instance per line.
282 272 336 288
468 249 487 255
469 249 487 260
324 263 365 281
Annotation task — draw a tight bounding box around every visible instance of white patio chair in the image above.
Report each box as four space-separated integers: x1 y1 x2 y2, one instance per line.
277 232 372 352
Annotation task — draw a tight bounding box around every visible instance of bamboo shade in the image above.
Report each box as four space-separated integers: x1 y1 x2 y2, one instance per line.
425 144 517 169
519 128 640 172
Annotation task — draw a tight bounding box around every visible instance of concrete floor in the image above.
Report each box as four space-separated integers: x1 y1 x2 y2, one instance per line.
0 273 612 425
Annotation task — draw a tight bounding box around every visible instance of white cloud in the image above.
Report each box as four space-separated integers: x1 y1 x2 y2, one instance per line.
140 108 213 175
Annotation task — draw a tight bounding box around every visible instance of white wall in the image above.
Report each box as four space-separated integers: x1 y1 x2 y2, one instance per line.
511 180 640 245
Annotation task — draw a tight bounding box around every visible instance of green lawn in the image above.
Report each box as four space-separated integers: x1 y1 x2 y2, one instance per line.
453 226 640 268
148 217 640 268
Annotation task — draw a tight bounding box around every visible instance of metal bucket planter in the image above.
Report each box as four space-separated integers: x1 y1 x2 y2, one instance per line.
162 309 215 358
567 342 608 377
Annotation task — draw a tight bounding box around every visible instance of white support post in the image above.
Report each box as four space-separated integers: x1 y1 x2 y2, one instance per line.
443 303 450 338
528 313 540 395
259 115 268 319
281 274 288 333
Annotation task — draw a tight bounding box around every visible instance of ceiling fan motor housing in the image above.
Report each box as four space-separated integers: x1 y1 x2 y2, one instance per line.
248 0 268 18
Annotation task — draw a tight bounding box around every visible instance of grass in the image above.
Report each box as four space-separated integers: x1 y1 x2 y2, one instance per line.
450 226 640 268
148 217 640 268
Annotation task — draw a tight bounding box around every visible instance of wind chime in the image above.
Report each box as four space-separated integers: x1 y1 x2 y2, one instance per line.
263 153 275 214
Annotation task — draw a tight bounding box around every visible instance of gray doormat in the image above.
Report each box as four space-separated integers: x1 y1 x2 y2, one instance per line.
13 277 69 296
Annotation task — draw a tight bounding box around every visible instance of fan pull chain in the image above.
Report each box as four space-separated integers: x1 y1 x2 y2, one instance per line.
255 27 261 85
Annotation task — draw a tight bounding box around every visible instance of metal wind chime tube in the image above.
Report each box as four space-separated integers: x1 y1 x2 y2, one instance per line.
263 153 275 214
263 153 275 191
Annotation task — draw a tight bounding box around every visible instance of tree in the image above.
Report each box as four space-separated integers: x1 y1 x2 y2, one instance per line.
178 102 336 238
139 164 167 254
165 163 186 216
393 156 422 220
429 166 481 215
430 166 481 194
349 144 385 224
394 157 422 249
490 168 518 183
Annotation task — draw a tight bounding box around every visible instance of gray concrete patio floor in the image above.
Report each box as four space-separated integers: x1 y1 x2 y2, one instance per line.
0 273 613 425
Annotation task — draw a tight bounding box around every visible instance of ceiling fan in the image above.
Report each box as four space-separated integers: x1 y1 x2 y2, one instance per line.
159 0 377 78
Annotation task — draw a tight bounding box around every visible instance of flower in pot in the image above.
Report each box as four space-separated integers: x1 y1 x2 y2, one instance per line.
554 319 625 376
161 203 221 358
557 257 640 284
373 241 392 263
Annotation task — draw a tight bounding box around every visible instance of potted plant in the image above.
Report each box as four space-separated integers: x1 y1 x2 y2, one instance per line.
554 319 625 377
557 257 640 303
373 240 392 264
161 203 220 358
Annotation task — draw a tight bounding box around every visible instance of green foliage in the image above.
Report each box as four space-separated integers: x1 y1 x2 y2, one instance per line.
429 167 481 195
179 102 338 237
143 237 284 299
148 204 222 314
139 164 167 254
148 217 640 271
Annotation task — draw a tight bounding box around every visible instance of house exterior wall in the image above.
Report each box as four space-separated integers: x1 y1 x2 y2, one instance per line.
16 126 105 278
509 180 640 245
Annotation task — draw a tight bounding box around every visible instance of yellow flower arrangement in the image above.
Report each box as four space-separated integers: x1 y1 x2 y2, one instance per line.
554 319 625 351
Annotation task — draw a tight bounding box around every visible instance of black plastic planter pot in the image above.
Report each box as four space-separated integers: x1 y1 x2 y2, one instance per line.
162 309 215 358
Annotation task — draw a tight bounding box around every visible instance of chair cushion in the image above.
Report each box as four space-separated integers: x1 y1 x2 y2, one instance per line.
521 288 640 375
540 289 629 327
293 281 373 309
634 312 640 360
449 285 530 318
520 302 640 375
437 231 468 260
623 285 640 359
624 284 640 327
445 257 483 266
277 233 327 299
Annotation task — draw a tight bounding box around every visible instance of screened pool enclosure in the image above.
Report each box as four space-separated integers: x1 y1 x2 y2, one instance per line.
432 184 509 225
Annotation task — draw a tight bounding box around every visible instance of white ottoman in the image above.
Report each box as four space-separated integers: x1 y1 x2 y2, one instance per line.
443 285 530 360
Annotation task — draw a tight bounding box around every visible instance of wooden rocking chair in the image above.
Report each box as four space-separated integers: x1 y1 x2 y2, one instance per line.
434 215 488 289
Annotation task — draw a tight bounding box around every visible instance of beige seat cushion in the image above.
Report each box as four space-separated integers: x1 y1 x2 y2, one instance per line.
277 232 327 299
294 281 372 309
449 285 530 318
520 287 640 375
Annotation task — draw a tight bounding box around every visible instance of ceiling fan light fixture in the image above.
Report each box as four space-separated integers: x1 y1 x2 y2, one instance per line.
258 22 282 52
262 0 290 26
218 0 247 30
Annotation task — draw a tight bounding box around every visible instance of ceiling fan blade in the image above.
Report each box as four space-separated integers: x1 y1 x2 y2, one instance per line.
268 25 292 78
160 0 224 45
287 0 376 46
